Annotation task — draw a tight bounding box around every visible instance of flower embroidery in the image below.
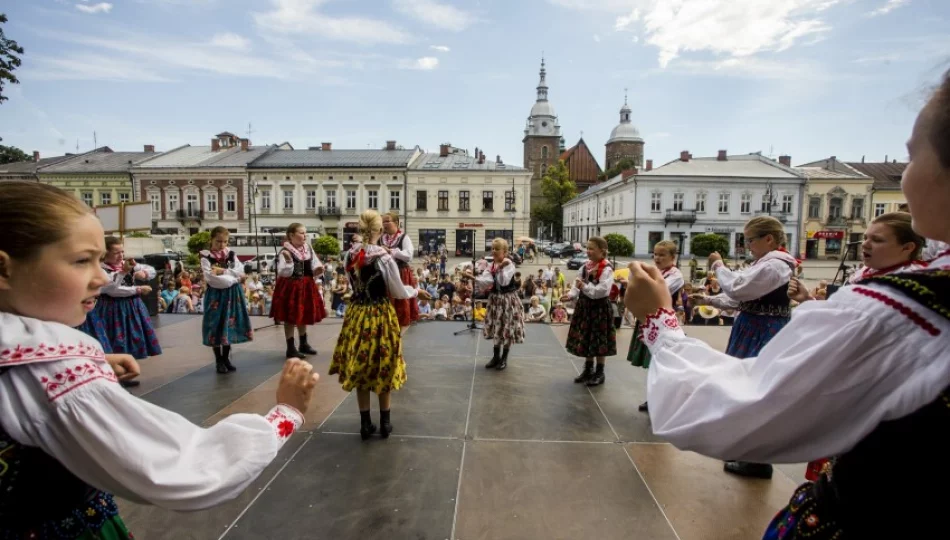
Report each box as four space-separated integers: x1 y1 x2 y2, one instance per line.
0 341 104 366
277 420 295 438
804 514 819 528
265 406 302 441
641 308 679 346
40 361 117 401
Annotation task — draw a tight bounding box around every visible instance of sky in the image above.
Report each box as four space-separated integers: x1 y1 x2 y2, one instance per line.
2 0 948 168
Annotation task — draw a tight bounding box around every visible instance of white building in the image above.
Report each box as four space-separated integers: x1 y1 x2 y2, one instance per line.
406 145 531 257
563 151 806 258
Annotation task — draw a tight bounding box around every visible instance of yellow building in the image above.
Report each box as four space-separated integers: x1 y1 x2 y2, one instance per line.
843 161 907 217
38 146 160 207
797 157 873 260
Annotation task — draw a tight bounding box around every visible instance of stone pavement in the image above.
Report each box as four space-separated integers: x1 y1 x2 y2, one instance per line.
117 315 807 540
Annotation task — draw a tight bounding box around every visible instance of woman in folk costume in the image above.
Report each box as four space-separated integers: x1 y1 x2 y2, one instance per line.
0 182 318 540
472 238 525 371
201 226 254 375
628 240 683 412
788 211 926 482
270 223 326 359
95 236 162 359
689 216 797 480
561 236 615 387
379 211 418 327
329 210 418 440
621 70 950 539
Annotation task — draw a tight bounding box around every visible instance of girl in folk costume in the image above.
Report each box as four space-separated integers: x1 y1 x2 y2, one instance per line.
688 216 798 480
561 237 615 387
0 182 318 540
329 210 417 440
622 70 950 540
201 226 254 375
628 240 683 412
270 223 326 359
96 236 162 359
380 211 418 327
472 238 525 371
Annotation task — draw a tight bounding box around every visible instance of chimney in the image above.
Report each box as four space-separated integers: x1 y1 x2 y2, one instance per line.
386 140 396 151
884 154 888 163
240 138 249 151
322 142 332 151
33 151 40 162
439 144 450 157
478 151 485 164
778 155 791 167
211 139 220 151
621 168 637 180
475 147 479 159
646 159 653 171
717 150 727 161
496 155 502 164
680 150 690 162
144 144 155 153
861 155 865 163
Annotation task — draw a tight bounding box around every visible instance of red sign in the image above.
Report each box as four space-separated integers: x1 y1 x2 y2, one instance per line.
344 222 359 228
813 230 844 240
458 223 484 228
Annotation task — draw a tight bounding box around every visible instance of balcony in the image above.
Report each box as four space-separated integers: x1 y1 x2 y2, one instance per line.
176 209 203 222
755 210 789 223
318 206 342 218
664 209 697 225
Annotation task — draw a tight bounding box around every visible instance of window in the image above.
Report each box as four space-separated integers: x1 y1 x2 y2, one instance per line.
459 190 470 211
850 198 864 219
225 193 236 213
485 229 513 251
100 192 112 205
306 190 317 210
367 190 378 209
326 191 337 208
809 196 821 218
482 191 494 211
505 190 515 211
718 193 730 213
186 193 199 215
150 193 161 213
619 194 623 214
611 196 616 216
541 146 548 161
650 192 661 212
740 193 751 214
283 190 294 210
761 194 771 212
673 193 684 212
168 193 179 212
206 192 218 213
346 190 357 210
782 195 794 214
874 203 886 217
695 192 707 213
81 192 93 207
260 191 270 210
438 190 449 211
829 197 842 219
390 190 400 211
119 192 130 203
416 190 427 210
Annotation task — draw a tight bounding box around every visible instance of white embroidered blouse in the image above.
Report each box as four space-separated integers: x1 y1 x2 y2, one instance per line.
200 249 246 290
705 250 797 310
100 262 157 298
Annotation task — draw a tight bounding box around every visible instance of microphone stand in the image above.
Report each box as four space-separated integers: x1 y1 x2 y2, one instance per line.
253 228 285 332
826 241 860 298
455 230 482 335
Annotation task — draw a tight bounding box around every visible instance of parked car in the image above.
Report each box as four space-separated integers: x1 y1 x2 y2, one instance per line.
553 244 582 259
244 253 278 274
565 254 588 270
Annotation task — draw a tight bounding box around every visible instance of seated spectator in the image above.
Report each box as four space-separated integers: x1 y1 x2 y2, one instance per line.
550 302 568 324
526 296 547 322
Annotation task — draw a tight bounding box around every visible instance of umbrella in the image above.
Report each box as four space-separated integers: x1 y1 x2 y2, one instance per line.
516 236 535 244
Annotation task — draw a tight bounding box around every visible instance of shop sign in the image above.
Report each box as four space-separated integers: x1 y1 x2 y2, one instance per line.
458 223 484 228
705 227 733 233
813 230 844 240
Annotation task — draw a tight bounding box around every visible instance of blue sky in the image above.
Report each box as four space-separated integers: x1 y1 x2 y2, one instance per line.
2 0 948 167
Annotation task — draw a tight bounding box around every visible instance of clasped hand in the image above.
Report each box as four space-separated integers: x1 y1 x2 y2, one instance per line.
622 262 674 322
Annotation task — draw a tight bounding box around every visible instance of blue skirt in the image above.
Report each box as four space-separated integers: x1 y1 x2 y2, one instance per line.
725 312 789 359
202 285 254 347
75 309 113 354
98 295 162 359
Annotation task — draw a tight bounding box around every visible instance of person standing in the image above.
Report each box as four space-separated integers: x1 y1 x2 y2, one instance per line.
379 211 418 327
474 238 525 370
96 237 162 360
201 226 254 374
270 223 325 359
561 237 615 386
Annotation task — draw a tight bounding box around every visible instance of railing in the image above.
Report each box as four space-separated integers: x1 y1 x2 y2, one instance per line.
282 207 294 214
664 209 697 224
755 210 789 223
176 209 203 221
318 206 342 217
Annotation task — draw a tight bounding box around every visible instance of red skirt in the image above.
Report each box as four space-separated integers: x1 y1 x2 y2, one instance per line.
392 266 419 327
270 276 326 326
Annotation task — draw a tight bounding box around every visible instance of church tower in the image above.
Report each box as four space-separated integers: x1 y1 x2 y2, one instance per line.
605 91 644 171
523 57 562 227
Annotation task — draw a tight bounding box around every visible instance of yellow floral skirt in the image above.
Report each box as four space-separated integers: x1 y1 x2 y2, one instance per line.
329 300 407 394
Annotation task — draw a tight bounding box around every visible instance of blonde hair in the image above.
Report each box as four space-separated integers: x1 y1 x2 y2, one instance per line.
654 240 678 258
491 237 509 252
745 216 786 246
0 182 92 261
384 211 401 226
871 212 924 259
358 210 382 237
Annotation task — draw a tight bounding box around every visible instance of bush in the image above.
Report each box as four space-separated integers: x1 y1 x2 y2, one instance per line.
187 231 211 254
604 233 633 257
185 253 200 267
128 231 151 238
690 234 730 257
312 235 341 259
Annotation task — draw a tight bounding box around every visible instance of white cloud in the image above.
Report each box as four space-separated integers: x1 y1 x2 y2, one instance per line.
867 0 909 17
614 8 640 31
430 45 451 52
75 2 113 14
593 34 601 42
392 0 476 31
253 0 411 44
659 56 827 81
25 53 172 82
400 56 439 70
210 33 251 51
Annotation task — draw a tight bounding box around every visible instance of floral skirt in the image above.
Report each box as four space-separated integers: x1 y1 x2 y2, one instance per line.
202 284 254 347
97 295 161 360
329 300 406 394
726 312 789 359
566 295 616 358
762 482 842 540
627 319 650 368
4 491 134 540
270 277 326 326
75 309 113 354
392 265 419 327
482 291 525 347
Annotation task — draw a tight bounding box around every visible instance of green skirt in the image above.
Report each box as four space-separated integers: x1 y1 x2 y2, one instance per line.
8 491 134 539
627 320 651 368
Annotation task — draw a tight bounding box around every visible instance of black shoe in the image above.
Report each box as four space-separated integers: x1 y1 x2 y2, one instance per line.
723 461 773 479
574 364 594 383
586 371 605 386
119 379 141 388
298 335 317 355
496 347 509 371
638 401 649 412
286 338 305 359
222 346 236 372
380 421 392 438
485 346 501 369
360 423 377 440
214 347 229 374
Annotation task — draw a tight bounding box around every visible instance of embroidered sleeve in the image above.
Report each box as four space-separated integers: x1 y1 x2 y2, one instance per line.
495 260 515 287
392 235 413 263
581 265 614 299
380 255 417 299
713 259 791 301
639 308 685 347
100 271 138 297
276 250 294 278
264 404 304 440
202 256 239 290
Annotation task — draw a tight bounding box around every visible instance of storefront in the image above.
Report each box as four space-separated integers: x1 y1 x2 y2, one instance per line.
807 230 845 259
418 229 446 255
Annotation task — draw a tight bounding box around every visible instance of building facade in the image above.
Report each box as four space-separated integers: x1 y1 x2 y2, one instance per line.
0 151 75 183
796 158 873 260
406 145 531 257
38 146 159 209
563 151 806 258
559 138 602 192
845 161 907 219
604 95 645 171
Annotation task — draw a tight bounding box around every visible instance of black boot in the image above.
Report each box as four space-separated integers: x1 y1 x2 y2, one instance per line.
724 461 773 479
214 347 228 374
222 345 236 372
379 409 392 438
574 360 594 383
286 338 305 359
298 334 317 355
360 410 377 440
638 401 649 412
496 347 510 371
485 345 501 369
587 363 605 386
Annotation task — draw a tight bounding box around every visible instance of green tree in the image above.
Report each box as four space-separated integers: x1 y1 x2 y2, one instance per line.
312 235 340 259
604 233 633 257
690 233 730 257
0 14 24 105
599 156 639 181
185 253 200 267
128 231 151 238
0 144 29 164
532 160 576 241
187 231 211 254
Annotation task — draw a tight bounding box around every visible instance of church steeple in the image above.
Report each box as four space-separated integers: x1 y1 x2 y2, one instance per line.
536 56 549 102
524 56 560 138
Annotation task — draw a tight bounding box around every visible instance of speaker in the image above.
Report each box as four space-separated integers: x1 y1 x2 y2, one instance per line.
139 276 161 316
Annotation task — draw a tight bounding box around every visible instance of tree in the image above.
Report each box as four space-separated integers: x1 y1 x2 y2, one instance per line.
312 235 340 260
604 233 633 257
532 160 576 241
690 233 730 257
0 144 29 164
186 231 211 254
0 14 24 105
599 156 639 181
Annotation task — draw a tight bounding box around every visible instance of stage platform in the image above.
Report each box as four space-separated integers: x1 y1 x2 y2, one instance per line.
118 315 808 540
